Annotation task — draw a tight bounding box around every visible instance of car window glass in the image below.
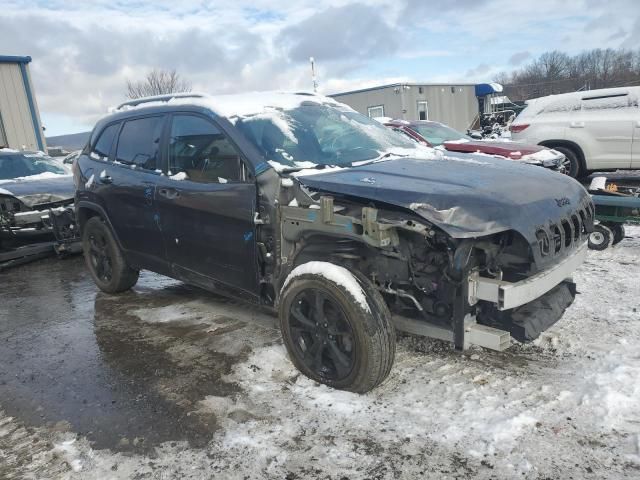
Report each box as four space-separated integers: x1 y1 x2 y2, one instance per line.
115 116 163 170
0 153 67 180
91 123 119 160
168 115 243 183
581 94 630 110
411 123 468 146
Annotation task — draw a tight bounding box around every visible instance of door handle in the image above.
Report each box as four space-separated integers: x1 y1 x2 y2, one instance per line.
569 121 585 128
99 174 113 184
158 187 180 199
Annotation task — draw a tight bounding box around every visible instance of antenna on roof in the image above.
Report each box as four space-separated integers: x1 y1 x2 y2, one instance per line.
309 57 318 93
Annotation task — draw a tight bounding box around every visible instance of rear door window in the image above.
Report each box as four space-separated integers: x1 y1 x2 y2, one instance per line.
91 123 120 160
115 116 164 171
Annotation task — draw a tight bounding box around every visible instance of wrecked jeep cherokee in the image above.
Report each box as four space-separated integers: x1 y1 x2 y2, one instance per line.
74 92 594 393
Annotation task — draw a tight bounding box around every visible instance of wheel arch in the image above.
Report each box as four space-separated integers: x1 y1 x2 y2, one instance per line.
538 140 587 172
76 201 125 250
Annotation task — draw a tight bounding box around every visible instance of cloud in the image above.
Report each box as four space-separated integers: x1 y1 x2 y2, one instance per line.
278 3 399 62
465 63 491 77
0 0 637 135
621 17 640 48
508 51 531 66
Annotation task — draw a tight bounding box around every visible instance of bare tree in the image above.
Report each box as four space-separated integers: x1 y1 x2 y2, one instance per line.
126 69 192 99
496 47 640 102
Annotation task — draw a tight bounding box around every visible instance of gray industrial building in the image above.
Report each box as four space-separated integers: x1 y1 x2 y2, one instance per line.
0 55 46 151
330 83 479 131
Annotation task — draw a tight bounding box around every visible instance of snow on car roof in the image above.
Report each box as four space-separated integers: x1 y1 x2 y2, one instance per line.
112 91 353 119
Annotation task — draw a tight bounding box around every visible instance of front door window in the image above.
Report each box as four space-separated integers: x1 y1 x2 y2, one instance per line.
168 114 244 183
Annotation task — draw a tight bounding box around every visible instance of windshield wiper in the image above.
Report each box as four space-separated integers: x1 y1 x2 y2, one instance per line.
352 152 410 167
279 164 337 174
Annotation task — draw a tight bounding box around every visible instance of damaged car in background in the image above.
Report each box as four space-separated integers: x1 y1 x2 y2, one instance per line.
381 119 569 173
0 149 80 268
74 92 594 393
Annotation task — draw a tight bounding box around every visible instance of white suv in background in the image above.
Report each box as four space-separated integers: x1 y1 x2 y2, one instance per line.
510 86 640 178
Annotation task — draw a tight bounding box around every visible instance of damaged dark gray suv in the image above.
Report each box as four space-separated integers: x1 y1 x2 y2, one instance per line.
74 92 594 393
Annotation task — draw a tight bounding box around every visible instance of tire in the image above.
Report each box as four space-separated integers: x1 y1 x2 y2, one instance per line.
588 224 613 251
279 262 395 393
553 146 581 178
609 223 626 245
82 216 139 293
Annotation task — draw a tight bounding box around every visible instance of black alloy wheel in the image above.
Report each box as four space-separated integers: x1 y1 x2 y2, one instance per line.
88 229 113 283
288 288 355 381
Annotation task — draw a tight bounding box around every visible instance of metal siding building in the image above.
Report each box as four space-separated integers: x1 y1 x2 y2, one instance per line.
0 56 46 151
330 83 478 131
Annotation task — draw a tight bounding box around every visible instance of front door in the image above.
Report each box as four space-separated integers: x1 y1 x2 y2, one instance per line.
155 113 259 298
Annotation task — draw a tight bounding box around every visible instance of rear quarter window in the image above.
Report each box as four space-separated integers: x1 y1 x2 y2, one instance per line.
581 93 631 110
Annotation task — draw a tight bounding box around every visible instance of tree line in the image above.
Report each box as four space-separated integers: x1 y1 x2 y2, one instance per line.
494 48 640 102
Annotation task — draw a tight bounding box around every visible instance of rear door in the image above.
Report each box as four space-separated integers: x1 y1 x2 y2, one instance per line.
155 113 259 298
580 93 634 169
99 115 168 271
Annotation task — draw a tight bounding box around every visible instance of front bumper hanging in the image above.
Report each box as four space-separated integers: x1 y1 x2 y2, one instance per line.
467 242 587 311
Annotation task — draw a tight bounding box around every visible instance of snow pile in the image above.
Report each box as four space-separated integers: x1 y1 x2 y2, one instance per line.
169 171 188 181
84 174 95 188
283 261 370 312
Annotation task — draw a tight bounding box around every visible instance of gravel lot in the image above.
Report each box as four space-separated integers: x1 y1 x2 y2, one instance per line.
1 227 639 479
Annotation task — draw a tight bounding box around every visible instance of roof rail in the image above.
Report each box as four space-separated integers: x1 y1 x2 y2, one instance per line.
115 92 207 111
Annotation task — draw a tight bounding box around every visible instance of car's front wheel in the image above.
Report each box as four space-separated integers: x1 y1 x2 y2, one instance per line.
279 262 395 393
82 216 139 293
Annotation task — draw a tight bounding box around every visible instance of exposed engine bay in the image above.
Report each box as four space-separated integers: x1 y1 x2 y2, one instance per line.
255 171 594 350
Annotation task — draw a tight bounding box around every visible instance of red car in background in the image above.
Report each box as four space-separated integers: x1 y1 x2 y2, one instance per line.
382 119 568 173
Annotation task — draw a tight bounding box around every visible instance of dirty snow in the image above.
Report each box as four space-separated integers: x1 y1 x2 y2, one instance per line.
2 228 640 479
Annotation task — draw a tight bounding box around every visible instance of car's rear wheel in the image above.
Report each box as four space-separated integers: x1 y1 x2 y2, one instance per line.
588 224 613 251
82 216 139 293
279 262 395 393
553 146 581 178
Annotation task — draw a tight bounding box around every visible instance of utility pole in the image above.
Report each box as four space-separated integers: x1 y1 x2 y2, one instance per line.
310 57 318 93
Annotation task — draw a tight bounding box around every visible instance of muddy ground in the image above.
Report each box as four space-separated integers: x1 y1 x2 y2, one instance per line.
1 227 639 479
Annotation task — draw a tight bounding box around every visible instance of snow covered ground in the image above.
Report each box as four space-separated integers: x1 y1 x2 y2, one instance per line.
1 227 639 479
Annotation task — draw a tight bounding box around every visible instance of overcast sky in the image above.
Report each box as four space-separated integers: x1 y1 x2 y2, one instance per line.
2 0 638 136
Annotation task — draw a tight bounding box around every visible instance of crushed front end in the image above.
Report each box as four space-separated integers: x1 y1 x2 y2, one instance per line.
0 192 81 268
267 165 594 351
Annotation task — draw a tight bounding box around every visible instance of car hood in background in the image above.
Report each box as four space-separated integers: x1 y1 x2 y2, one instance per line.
296 156 588 242
442 140 547 158
0 175 75 207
